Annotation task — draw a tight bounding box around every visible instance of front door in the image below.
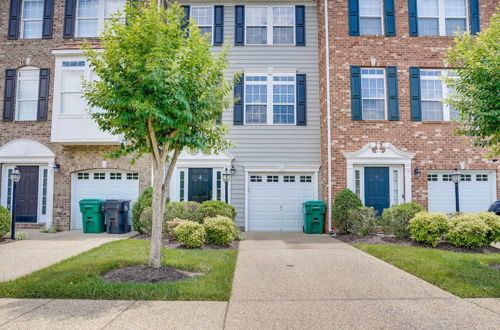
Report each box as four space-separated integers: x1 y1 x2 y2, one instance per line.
15 166 39 222
188 168 213 203
364 167 390 216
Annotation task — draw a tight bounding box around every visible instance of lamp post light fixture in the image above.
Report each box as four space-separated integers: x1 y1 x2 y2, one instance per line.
222 167 231 203
9 167 21 240
413 168 422 178
451 168 461 213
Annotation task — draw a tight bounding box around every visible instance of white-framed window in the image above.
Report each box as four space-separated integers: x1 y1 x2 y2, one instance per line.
300 175 312 183
110 172 122 180
359 0 383 35
244 73 296 125
191 6 213 39
59 60 87 114
420 70 458 121
246 6 294 45
216 171 222 200
417 0 468 36
361 68 386 120
355 169 361 197
250 175 262 182
75 0 126 38
78 173 90 180
427 174 438 181
392 170 399 205
21 0 44 39
267 175 279 182
179 170 185 201
283 175 296 182
15 67 40 121
126 172 138 180
94 172 106 180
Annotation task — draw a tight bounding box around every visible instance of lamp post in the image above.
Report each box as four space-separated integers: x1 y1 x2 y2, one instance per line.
451 168 461 213
222 167 231 203
9 167 21 240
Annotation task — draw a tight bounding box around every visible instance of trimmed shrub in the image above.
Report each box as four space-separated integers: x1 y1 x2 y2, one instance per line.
174 221 206 248
132 187 153 233
347 207 376 237
137 206 153 235
14 231 27 240
445 214 490 248
381 202 425 238
165 218 188 239
164 202 200 223
331 189 363 234
409 212 448 247
41 225 57 233
0 206 11 238
194 201 236 223
204 216 235 245
478 212 500 243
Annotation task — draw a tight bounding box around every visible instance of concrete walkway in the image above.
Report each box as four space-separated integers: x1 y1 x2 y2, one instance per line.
0 230 136 282
0 232 499 329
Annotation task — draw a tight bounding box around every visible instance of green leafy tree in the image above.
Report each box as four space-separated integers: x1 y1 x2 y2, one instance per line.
82 1 233 267
445 8 500 156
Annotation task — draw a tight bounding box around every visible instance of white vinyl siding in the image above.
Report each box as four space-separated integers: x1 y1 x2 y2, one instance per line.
420 70 458 121
359 0 383 35
76 0 125 38
246 6 295 45
361 68 386 120
21 0 44 39
16 67 40 121
417 0 468 36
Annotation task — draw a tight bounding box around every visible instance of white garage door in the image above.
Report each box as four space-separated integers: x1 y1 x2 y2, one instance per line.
71 170 140 230
248 173 315 231
428 170 496 213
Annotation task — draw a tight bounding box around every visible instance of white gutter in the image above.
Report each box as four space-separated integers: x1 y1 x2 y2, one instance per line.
323 0 333 232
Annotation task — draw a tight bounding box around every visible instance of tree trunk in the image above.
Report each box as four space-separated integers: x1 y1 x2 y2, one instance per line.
149 162 165 268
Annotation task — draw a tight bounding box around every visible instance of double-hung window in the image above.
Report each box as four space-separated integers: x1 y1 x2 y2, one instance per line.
21 0 44 39
59 61 87 114
420 70 458 121
246 7 294 45
191 6 213 38
76 0 125 38
359 0 383 35
417 0 468 36
244 73 296 125
16 67 40 121
361 69 386 120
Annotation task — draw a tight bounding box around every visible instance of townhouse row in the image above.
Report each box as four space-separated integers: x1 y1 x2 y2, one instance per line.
0 0 497 232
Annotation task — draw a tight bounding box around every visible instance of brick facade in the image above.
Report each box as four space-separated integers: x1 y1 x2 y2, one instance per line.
0 1 151 230
319 0 499 229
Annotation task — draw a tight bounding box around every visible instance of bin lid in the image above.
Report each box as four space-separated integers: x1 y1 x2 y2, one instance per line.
79 199 104 205
303 200 326 206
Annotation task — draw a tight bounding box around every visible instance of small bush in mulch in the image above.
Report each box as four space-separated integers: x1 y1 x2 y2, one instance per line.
102 264 202 284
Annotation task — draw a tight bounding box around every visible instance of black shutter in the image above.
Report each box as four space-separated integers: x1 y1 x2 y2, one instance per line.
469 0 480 35
235 5 245 46
213 6 224 46
409 67 422 121
296 74 307 125
295 6 305 46
384 0 396 37
37 69 50 121
63 0 77 38
348 0 360 36
181 5 190 32
386 66 399 121
233 74 244 125
350 66 362 121
408 0 418 36
8 0 21 40
42 0 55 39
3 70 16 122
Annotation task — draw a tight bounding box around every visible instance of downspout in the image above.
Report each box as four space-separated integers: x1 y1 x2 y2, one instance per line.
323 0 333 232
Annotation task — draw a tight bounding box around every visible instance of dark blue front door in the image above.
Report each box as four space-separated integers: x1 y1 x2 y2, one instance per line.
364 167 390 216
188 168 213 203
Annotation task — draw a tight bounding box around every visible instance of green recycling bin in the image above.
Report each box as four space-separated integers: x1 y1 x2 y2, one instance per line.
79 199 105 233
303 201 326 234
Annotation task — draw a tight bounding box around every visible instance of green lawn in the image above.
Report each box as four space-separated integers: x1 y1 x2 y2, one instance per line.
0 239 237 301
356 244 500 298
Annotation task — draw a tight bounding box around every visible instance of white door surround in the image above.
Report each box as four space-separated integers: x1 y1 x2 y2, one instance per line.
343 142 416 205
0 139 55 228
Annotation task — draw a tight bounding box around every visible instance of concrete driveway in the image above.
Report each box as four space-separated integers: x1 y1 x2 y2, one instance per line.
0 230 136 282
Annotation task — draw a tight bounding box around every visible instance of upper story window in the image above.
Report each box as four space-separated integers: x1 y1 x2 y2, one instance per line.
59 60 88 114
244 73 296 125
16 67 40 121
420 70 458 121
359 0 383 35
191 6 213 37
361 69 386 120
76 0 126 38
246 7 294 45
21 0 44 39
417 0 468 36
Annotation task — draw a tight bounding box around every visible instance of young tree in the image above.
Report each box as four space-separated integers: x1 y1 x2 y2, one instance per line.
445 8 500 157
82 1 233 268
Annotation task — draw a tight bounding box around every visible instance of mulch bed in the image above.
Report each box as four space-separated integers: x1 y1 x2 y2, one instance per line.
334 233 500 254
102 264 202 284
133 234 239 250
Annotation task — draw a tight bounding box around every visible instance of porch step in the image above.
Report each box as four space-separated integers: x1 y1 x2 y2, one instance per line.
15 223 45 230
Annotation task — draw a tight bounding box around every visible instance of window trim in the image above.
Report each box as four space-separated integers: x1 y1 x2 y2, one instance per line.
245 6 295 45
359 0 384 35
361 68 387 120
420 69 457 122
75 0 125 38
20 0 44 39
243 71 296 126
58 59 90 115
15 66 40 121
417 0 469 36
190 5 214 44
